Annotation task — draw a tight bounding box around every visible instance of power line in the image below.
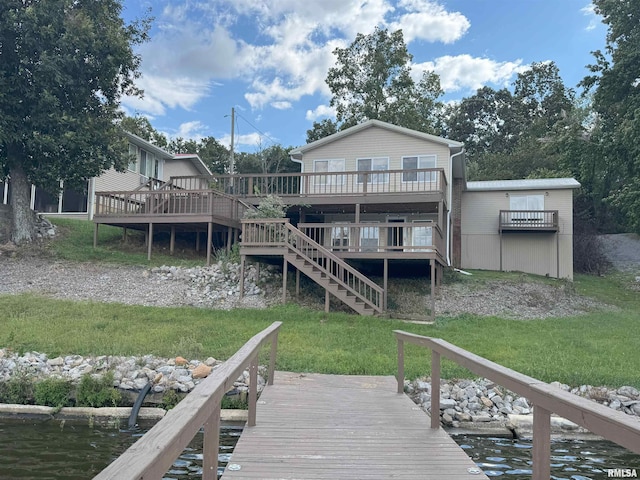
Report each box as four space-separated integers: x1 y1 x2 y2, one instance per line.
234 111 279 146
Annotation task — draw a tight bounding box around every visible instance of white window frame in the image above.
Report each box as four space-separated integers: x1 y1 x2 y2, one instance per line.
127 143 138 172
357 157 389 184
360 223 380 252
402 155 437 182
314 159 345 186
411 221 433 252
331 225 350 249
509 194 544 221
139 149 156 178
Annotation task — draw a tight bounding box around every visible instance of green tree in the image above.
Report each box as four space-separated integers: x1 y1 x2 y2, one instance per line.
326 27 443 133
580 0 640 233
120 115 169 148
306 119 339 143
0 0 149 243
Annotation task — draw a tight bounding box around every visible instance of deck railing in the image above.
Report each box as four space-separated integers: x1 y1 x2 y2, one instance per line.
499 210 558 231
242 219 384 312
171 168 446 198
94 321 282 480
298 221 443 257
94 189 251 220
394 331 640 480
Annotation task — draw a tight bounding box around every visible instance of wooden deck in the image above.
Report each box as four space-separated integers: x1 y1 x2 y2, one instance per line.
221 372 487 479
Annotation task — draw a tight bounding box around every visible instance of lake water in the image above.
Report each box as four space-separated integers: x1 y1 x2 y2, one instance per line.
0 421 242 479
1 421 639 479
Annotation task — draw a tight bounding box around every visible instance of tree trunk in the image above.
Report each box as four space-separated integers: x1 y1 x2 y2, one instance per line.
8 161 37 244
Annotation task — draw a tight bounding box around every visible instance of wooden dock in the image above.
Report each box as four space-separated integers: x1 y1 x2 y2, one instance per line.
221 371 488 479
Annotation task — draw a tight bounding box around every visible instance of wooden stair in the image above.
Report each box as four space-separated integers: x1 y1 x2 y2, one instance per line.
241 219 384 316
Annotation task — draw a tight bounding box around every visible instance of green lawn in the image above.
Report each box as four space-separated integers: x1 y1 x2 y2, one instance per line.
1 218 638 388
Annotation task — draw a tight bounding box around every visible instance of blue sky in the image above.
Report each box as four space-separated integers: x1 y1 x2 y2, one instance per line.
120 0 607 152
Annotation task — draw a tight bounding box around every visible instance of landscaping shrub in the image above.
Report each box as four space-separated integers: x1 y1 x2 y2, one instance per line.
75 372 121 408
573 223 611 275
34 377 72 408
0 371 34 404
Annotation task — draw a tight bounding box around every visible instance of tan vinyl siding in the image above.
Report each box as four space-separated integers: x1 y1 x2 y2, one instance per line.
94 168 143 192
164 159 201 179
461 188 574 279
302 126 451 180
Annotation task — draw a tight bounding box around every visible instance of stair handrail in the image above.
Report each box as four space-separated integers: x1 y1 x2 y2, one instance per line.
284 222 384 312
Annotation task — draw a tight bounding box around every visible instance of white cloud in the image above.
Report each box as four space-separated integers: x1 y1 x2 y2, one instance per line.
580 4 599 31
390 0 470 44
414 55 526 93
271 101 293 110
122 74 211 116
305 104 336 121
218 132 268 149
176 121 207 140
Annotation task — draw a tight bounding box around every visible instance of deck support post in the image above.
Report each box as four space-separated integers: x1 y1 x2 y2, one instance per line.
396 338 404 394
499 231 503 272
206 222 213 267
431 350 441 429
227 226 233 252
248 356 258 427
282 258 288 304
147 223 153 261
202 404 221 480
556 232 560 279
122 227 127 244
239 255 246 300
532 406 551 480
430 260 436 321
296 269 300 296
93 223 98 248
383 258 389 311
170 226 175 256
325 290 330 313
195 231 200 252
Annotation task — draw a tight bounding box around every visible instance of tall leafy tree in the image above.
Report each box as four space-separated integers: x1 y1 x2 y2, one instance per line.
168 136 230 175
121 115 169 148
306 119 338 143
326 27 443 134
0 0 149 243
581 0 640 233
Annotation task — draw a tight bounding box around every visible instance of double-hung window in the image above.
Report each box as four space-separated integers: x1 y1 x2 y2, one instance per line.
402 155 436 182
357 157 389 184
314 159 345 186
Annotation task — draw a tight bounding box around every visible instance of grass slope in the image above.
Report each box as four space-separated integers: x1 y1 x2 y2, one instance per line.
1 218 638 387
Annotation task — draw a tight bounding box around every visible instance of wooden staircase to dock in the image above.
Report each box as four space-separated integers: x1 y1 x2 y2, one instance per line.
241 219 384 315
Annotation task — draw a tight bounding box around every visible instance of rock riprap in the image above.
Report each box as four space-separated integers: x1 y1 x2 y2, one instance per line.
0 349 266 397
406 377 640 426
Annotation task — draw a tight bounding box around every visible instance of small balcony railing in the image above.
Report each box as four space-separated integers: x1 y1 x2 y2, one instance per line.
171 168 447 198
499 210 559 232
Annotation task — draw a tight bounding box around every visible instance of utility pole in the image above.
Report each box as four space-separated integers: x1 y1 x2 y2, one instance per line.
229 107 235 175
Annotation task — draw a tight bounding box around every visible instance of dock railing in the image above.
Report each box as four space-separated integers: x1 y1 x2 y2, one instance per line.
94 321 282 480
394 331 640 480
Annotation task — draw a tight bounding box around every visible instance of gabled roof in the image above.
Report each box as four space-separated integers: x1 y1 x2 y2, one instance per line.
124 132 212 175
170 153 212 176
289 119 464 158
466 178 581 191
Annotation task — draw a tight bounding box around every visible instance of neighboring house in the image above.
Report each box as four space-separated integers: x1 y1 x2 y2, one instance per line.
0 132 212 220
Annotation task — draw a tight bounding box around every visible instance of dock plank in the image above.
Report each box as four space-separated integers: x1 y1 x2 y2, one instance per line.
221 372 488 480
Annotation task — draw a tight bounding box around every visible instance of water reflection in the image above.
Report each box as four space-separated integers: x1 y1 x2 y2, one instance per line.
0 421 242 480
454 435 640 479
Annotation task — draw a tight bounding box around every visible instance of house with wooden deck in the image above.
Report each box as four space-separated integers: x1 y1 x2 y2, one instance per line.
0 132 212 220
4 121 580 316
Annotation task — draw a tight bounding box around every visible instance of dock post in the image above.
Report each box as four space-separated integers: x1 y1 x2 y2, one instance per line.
248 356 258 427
431 350 440 429
397 338 404 394
202 405 221 480
532 406 551 480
